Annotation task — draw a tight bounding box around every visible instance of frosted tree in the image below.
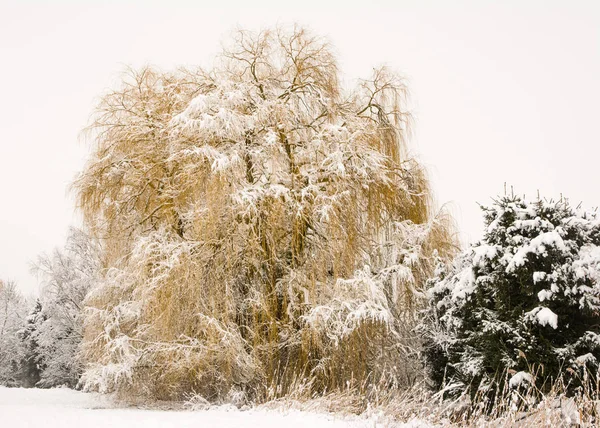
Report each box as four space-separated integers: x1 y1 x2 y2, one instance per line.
31 228 102 388
18 300 44 387
424 194 600 400
74 27 456 401
0 280 28 386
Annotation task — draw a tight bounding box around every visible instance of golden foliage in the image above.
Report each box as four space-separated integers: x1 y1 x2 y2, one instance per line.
75 27 458 401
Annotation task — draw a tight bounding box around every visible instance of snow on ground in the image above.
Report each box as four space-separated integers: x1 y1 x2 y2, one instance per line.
0 387 428 428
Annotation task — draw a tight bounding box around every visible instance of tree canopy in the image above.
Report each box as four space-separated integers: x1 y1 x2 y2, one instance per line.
424 194 600 402
74 27 456 401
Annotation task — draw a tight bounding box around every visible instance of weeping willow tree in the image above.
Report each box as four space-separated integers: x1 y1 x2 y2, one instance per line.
74 27 456 401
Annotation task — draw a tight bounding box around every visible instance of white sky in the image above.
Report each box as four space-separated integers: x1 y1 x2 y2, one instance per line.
0 0 598 295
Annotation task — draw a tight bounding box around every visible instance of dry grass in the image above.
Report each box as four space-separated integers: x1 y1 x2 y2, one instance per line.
244 369 599 427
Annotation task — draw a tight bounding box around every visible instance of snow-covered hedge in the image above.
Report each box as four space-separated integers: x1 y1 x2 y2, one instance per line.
423 195 600 396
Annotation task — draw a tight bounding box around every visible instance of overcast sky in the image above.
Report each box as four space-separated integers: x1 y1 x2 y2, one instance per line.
1 0 598 294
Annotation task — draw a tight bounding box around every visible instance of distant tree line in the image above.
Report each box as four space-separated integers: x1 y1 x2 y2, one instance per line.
0 229 100 389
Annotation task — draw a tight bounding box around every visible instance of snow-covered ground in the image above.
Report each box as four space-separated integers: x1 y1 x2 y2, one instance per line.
0 386 426 428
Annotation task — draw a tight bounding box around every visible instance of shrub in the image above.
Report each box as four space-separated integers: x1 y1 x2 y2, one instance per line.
423 194 600 399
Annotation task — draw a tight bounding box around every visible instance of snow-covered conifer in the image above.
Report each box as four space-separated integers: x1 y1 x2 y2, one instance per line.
423 194 600 398
18 300 44 387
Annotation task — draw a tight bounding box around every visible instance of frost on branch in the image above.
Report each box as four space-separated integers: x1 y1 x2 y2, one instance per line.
0 280 28 386
423 194 600 397
74 27 456 401
31 228 102 388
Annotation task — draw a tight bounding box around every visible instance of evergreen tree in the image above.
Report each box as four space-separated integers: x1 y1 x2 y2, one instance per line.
423 195 600 398
18 300 44 387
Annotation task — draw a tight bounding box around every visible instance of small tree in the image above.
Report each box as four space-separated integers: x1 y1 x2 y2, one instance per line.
0 280 28 386
31 228 101 388
18 300 44 387
423 194 600 399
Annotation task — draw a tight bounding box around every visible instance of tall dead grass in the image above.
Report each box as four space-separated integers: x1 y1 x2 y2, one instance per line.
247 367 599 427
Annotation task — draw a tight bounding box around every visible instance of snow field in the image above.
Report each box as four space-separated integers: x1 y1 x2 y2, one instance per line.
0 387 430 428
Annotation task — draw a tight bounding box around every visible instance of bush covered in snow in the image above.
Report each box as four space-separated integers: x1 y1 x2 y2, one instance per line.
73 27 456 401
423 194 600 398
